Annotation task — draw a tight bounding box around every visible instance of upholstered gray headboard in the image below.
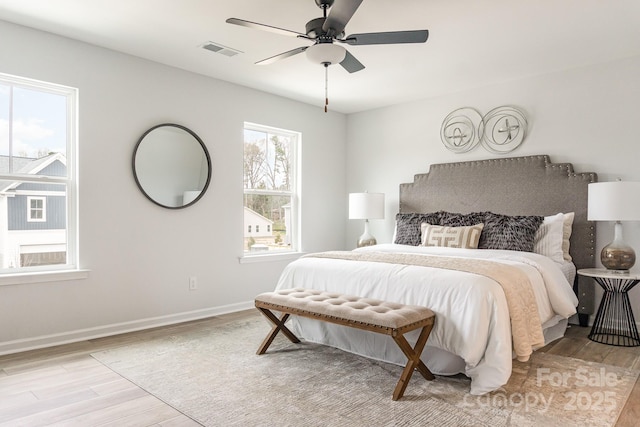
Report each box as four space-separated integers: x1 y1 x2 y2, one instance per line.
399 155 597 272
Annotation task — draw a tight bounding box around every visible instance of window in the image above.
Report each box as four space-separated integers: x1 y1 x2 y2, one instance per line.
0 72 78 273
243 122 299 255
27 197 46 222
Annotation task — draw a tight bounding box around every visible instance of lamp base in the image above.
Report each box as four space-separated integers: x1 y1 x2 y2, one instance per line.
601 221 636 271
357 235 377 248
601 244 636 271
357 219 377 248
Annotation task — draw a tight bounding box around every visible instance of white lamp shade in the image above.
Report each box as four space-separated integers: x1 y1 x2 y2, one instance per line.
588 181 640 221
306 43 346 65
349 192 385 220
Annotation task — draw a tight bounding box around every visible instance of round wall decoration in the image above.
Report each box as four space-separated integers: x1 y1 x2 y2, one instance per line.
440 107 483 153
479 106 528 154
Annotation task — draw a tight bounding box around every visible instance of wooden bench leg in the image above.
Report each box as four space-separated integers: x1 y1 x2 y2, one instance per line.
391 324 434 400
256 307 300 355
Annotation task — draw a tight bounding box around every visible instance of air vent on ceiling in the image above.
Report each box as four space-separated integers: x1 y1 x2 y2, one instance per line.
201 41 242 57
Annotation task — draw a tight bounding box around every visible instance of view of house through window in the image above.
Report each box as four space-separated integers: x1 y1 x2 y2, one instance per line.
0 73 77 272
28 197 46 222
243 122 299 255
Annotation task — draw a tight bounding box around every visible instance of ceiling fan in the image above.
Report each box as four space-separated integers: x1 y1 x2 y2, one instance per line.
226 0 429 110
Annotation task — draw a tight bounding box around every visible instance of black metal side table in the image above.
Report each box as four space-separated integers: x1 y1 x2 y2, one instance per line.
577 268 640 347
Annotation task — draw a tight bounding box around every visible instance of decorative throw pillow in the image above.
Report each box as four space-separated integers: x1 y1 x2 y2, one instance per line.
421 223 484 249
394 212 442 246
562 212 575 262
479 212 544 252
533 213 565 263
440 211 487 227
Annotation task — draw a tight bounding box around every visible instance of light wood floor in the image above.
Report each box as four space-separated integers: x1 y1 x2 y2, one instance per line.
1 310 640 426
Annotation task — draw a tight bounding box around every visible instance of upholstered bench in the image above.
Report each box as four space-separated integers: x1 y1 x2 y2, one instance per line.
254 288 436 400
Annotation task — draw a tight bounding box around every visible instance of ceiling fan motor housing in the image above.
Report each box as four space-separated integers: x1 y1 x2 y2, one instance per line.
315 0 335 9
305 17 344 39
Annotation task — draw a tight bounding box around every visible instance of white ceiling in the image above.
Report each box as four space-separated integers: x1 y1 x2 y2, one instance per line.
1 0 639 114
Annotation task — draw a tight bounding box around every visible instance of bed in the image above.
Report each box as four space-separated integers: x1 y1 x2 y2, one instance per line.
274 155 597 395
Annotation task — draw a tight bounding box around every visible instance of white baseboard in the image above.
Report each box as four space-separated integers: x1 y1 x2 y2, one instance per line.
568 313 640 331
0 300 254 356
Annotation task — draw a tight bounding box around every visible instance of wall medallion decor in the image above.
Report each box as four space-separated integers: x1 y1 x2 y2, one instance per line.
440 105 528 154
479 106 528 154
440 107 483 153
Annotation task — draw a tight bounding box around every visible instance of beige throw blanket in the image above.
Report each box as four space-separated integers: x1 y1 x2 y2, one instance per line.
304 251 545 362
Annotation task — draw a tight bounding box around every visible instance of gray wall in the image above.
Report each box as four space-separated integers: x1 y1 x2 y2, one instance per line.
0 20 347 352
346 55 640 319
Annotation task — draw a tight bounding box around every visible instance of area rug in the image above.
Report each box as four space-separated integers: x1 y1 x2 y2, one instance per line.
91 315 638 427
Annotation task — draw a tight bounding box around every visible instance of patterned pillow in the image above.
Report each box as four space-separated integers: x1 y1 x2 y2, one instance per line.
479 212 544 252
394 212 442 246
441 211 488 227
421 223 484 249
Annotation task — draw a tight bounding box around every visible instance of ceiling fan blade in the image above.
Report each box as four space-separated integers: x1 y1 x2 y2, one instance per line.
226 18 308 39
344 30 429 45
339 50 365 73
323 0 364 36
256 46 309 65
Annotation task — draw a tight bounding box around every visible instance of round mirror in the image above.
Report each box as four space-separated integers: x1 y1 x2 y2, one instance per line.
132 123 211 209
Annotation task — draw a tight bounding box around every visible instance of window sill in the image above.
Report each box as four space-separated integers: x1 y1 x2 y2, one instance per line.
238 252 305 264
0 269 90 286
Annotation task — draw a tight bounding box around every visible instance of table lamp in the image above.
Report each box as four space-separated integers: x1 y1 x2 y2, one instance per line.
588 181 640 271
349 192 385 247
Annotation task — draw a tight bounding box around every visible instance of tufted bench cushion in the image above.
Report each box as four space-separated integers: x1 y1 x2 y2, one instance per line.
255 288 434 334
254 288 436 400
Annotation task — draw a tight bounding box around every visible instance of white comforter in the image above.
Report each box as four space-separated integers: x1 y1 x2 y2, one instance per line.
274 244 578 395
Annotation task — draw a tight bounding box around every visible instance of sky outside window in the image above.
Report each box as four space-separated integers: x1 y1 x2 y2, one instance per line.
0 84 67 160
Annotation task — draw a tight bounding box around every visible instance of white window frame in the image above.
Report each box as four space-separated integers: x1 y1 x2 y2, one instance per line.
0 72 83 284
27 196 47 222
241 122 301 262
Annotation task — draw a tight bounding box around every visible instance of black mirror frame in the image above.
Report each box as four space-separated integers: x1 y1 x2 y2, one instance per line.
132 123 212 209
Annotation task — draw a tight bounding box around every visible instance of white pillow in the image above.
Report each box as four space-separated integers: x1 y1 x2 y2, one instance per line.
421 223 484 249
533 213 565 263
562 212 575 262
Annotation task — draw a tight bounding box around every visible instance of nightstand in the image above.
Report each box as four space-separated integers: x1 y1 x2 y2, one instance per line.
577 268 640 347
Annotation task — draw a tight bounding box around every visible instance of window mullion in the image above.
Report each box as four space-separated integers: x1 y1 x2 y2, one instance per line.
244 189 292 196
8 84 13 172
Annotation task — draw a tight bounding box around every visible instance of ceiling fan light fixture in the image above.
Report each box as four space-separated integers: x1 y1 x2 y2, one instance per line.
305 43 346 65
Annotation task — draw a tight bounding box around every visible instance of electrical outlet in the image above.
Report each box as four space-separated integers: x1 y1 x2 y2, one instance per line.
189 276 198 291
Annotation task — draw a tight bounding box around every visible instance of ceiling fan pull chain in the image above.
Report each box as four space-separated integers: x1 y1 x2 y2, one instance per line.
324 63 329 113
